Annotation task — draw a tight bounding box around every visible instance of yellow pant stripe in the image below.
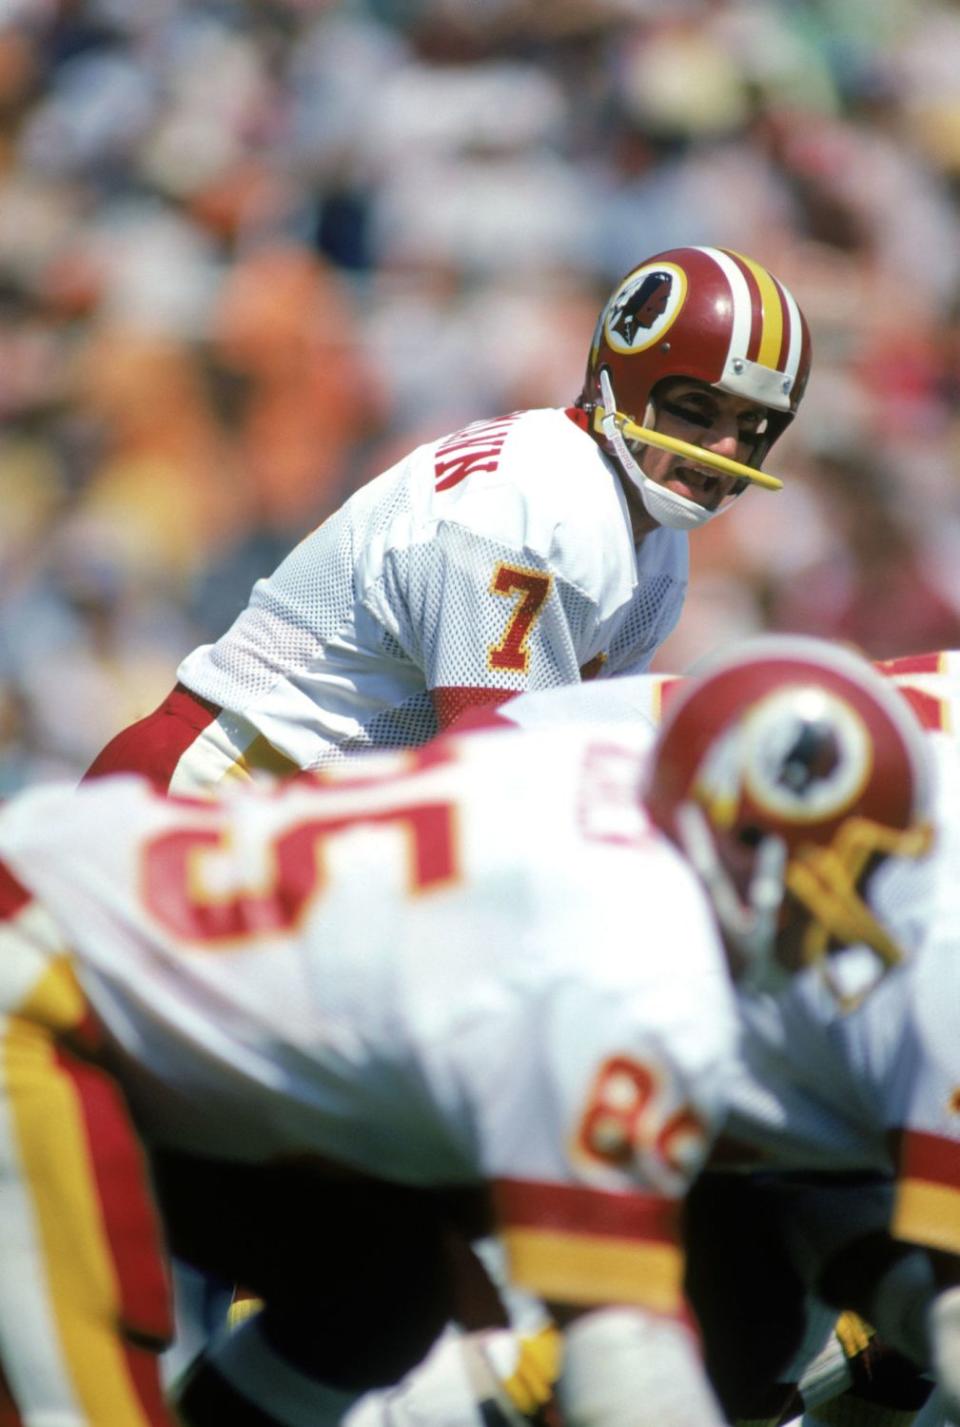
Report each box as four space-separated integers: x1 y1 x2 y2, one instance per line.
5 1015 155 1425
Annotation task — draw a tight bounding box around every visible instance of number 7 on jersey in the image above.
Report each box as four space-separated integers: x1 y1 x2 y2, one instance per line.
487 562 553 674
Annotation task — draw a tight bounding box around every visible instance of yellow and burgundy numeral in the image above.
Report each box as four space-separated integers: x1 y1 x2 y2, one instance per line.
487 562 552 674
577 1056 656 1168
142 800 458 944
576 1055 708 1178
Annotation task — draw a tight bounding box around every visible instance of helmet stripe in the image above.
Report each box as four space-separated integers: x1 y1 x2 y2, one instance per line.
778 277 804 384
731 251 786 371
694 246 752 364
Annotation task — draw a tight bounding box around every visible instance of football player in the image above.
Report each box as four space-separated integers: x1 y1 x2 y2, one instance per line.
84 246 810 791
490 649 960 1427
78 247 813 1422
0 638 935 1427
0 702 734 1427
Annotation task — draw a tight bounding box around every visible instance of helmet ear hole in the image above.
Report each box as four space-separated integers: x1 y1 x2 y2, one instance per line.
737 826 765 849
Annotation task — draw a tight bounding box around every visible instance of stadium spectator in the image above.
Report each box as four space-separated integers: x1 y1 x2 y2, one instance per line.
768 448 960 660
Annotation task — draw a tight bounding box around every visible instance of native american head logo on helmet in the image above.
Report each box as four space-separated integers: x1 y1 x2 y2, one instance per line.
607 269 675 348
579 246 812 534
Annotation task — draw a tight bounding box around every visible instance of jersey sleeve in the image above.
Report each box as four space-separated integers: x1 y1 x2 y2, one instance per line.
893 1124 960 1258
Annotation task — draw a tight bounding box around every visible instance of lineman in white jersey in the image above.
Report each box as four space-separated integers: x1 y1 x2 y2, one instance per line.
494 651 960 1426
0 719 738 1427
320 642 953 1427
695 728 960 1427
0 638 938 1427
85 245 810 790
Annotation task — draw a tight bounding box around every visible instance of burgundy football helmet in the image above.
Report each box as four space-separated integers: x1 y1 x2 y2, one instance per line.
644 637 933 995
579 246 812 530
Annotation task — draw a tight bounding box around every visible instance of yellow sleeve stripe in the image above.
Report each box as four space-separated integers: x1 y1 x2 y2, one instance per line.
502 1226 683 1314
227 733 300 783
894 1177 960 1257
16 953 88 1033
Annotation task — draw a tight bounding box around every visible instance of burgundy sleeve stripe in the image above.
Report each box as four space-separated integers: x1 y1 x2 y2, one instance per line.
494 1177 681 1244
893 1128 960 1259
83 684 221 788
0 861 32 921
895 1127 960 1187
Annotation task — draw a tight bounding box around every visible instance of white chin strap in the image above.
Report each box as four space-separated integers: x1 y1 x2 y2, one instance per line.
599 369 722 532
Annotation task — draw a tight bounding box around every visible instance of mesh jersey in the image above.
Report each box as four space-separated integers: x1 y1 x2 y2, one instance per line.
177 409 687 768
0 723 734 1313
718 733 960 1255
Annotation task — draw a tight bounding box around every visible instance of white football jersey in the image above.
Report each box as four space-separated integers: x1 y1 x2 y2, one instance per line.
176 409 687 767
496 670 681 736
0 723 734 1314
719 732 960 1258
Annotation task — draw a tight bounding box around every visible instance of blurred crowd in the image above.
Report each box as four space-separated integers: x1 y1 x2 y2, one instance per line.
4 0 960 790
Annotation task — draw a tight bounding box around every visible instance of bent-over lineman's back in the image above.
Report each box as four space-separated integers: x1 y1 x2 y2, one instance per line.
0 721 736 1426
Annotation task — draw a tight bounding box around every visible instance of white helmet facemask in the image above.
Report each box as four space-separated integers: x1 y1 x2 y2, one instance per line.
599 368 745 532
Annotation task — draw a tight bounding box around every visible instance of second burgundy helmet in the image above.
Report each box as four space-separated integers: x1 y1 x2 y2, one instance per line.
644 636 933 996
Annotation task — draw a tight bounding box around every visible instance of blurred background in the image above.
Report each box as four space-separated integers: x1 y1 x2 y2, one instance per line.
3 0 960 790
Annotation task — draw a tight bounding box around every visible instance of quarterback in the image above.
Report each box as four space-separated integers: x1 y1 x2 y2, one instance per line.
85 245 810 789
